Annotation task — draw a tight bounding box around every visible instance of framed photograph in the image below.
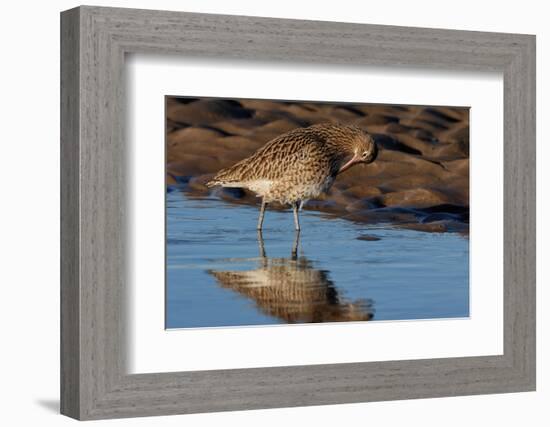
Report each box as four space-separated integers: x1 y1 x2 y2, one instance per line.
60 6 535 420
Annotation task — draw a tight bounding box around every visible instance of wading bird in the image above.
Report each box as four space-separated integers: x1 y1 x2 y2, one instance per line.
206 123 378 231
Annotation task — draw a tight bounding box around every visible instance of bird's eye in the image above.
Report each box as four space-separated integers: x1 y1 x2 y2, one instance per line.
362 151 369 158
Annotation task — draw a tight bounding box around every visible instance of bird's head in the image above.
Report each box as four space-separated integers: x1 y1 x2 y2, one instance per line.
337 126 378 174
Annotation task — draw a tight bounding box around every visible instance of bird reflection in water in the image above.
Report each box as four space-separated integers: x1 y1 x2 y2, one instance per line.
208 231 374 324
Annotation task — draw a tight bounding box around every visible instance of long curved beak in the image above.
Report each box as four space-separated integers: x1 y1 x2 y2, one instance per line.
338 153 362 174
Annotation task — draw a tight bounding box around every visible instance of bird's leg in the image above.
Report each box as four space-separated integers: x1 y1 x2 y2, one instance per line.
293 202 301 231
291 230 301 260
257 229 266 259
257 199 267 230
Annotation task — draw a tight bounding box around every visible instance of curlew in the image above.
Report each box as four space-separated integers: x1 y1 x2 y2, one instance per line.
206 123 378 231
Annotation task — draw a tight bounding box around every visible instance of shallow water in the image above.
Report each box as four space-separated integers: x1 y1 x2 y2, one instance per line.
166 191 469 329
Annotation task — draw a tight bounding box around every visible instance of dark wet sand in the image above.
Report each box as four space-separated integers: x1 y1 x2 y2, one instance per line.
166 97 469 233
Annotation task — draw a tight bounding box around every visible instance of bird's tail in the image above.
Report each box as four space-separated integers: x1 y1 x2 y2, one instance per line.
207 179 244 188
207 164 245 188
206 170 242 188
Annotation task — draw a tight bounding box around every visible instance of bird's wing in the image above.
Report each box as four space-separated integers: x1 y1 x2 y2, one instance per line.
210 129 328 184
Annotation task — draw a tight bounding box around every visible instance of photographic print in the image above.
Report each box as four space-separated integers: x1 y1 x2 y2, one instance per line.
165 97 469 329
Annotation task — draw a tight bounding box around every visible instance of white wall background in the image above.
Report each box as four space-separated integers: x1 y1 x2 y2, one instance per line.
0 0 546 425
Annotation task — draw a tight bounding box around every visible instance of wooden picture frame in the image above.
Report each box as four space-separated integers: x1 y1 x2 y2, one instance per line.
60 5 536 420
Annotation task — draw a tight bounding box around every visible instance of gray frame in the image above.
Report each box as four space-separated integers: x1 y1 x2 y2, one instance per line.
60 5 536 420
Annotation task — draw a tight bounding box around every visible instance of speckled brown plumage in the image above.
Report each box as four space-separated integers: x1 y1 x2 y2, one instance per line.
207 123 377 230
